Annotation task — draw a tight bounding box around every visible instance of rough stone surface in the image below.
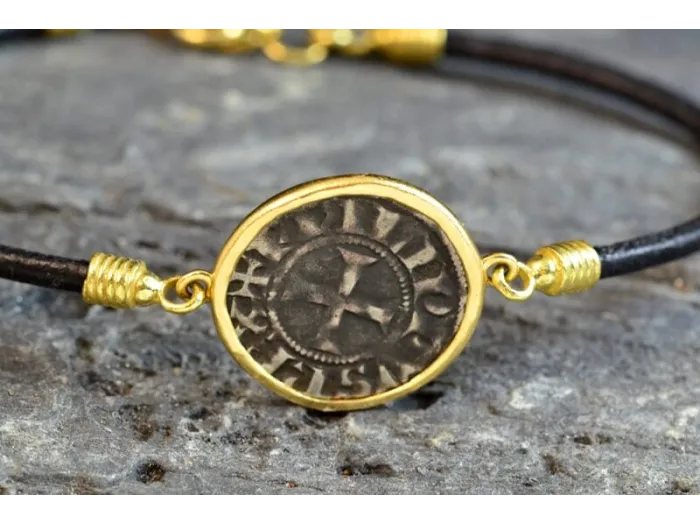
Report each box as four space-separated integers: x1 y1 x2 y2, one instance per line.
1 30 700 494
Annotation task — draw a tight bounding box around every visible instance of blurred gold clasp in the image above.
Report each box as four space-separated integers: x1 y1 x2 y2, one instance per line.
165 29 447 66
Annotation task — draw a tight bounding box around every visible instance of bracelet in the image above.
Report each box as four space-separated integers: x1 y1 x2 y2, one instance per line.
2 29 699 413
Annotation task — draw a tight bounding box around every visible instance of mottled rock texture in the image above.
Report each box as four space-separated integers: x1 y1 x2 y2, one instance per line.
1 30 700 494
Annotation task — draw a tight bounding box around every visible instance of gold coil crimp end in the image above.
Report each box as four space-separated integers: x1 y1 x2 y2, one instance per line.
527 240 602 296
82 253 212 315
483 240 601 302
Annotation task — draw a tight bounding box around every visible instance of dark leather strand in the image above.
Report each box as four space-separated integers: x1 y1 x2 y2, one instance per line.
445 31 700 278
0 245 89 293
0 29 46 42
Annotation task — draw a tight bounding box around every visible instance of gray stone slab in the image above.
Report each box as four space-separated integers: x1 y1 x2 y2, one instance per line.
1 30 699 494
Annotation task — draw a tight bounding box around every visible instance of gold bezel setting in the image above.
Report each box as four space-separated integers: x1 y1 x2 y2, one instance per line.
210 174 485 411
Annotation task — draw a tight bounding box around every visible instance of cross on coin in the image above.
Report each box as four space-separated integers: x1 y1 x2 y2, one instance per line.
279 246 396 355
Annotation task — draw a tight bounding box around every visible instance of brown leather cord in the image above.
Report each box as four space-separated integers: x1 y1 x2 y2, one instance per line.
0 245 88 293
444 31 700 278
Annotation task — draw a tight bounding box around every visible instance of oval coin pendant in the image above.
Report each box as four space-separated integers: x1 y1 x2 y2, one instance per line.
210 174 484 411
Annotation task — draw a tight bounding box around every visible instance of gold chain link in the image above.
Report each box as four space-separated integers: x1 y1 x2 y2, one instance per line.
482 253 536 302
159 270 213 315
168 29 333 65
262 35 329 66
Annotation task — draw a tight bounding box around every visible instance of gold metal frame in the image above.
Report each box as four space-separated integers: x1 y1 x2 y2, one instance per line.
210 173 485 411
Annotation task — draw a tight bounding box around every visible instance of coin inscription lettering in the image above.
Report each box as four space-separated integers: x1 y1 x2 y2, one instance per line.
227 197 467 399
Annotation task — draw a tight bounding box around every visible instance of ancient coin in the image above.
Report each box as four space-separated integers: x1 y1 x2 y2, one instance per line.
227 196 467 399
